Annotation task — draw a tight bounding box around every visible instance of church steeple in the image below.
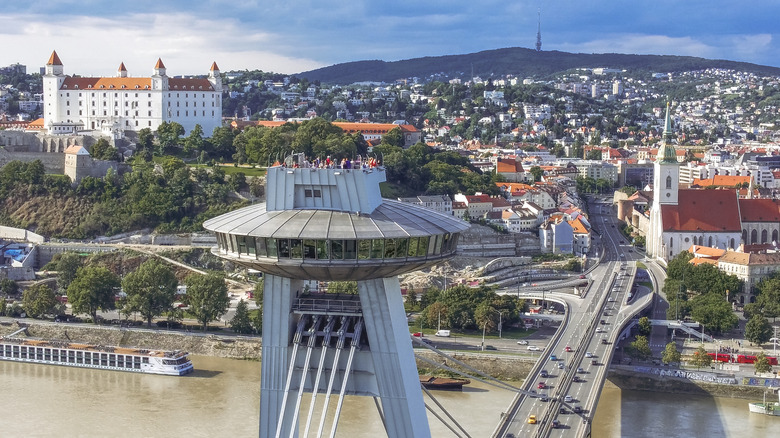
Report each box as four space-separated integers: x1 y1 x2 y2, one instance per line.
657 102 677 164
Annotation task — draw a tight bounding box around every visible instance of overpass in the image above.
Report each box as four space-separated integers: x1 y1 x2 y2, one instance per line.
491 196 658 438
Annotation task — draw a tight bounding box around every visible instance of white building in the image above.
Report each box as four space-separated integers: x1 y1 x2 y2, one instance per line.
43 51 222 137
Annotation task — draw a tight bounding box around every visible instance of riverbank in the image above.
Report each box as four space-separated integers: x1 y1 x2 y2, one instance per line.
607 367 771 400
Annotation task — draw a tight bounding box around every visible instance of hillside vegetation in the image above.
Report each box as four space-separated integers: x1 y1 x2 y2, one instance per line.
296 47 780 84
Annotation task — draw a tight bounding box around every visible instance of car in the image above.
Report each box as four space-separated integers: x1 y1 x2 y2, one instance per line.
559 407 568 414
484 345 497 351
592 359 598 365
611 225 615 228
601 338 609 344
517 340 528 345
538 382 546 389
608 297 616 302
558 361 565 369
577 367 585 374
585 351 593 358
595 327 604 333
527 345 540 351
540 370 549 378
565 346 573 352
574 406 582 414
600 319 606 325
564 395 573 403
550 354 558 361
572 376 581 382
529 389 537 398
412 332 423 337
527 415 537 424
552 419 560 429
579 274 586 279
540 394 549 402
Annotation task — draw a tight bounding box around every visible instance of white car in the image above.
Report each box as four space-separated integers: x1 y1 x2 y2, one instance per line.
517 340 528 345
595 327 604 333
527 345 540 351
585 351 593 358
564 395 573 403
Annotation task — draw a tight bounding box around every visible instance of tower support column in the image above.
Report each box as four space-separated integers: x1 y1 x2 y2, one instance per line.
259 274 302 438
358 277 431 438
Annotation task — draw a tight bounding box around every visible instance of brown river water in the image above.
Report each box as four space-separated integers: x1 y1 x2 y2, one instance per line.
0 356 775 437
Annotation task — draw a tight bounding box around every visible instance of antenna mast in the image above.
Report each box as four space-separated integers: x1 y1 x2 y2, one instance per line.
536 8 542 52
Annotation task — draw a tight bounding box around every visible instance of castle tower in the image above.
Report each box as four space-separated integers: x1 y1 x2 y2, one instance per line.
208 61 222 91
204 161 469 437
43 51 66 130
117 62 127 78
649 102 679 259
151 58 168 91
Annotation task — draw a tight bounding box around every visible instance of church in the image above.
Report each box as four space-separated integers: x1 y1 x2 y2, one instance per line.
647 103 742 261
42 51 222 137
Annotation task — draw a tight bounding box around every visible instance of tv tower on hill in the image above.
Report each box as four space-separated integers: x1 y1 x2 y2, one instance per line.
536 8 542 51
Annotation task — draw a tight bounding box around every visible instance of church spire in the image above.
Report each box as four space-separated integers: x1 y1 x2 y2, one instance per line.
657 101 677 164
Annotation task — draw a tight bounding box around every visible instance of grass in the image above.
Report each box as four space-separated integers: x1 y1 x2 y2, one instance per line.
189 163 268 177
636 261 647 269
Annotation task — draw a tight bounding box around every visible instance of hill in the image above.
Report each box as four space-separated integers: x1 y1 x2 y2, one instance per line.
296 47 780 84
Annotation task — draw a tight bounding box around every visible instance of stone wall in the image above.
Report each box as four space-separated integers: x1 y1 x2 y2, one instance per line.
0 148 65 173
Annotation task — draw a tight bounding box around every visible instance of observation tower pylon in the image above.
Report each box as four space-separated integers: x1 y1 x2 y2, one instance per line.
204 156 469 437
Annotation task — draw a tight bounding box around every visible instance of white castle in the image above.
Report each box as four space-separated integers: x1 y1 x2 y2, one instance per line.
42 51 222 137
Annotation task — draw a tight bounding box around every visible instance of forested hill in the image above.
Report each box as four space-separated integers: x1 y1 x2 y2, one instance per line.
296 47 780 84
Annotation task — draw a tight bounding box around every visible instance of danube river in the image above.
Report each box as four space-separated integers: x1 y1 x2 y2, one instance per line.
0 356 775 437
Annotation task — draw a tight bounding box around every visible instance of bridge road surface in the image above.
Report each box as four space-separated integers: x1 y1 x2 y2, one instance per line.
495 196 654 438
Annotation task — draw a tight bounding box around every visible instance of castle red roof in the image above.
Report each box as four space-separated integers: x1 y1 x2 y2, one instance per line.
47 51 62 66
661 189 740 232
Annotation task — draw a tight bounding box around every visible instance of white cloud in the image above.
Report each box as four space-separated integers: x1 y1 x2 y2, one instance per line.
0 13 324 75
555 34 717 58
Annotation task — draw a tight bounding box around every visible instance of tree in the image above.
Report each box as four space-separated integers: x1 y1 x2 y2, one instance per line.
185 273 230 331
690 293 739 335
22 283 58 318
89 138 120 161
0 278 19 296
529 166 544 182
690 345 713 369
254 277 264 306
638 316 652 337
121 259 178 327
57 252 83 292
662 342 681 365
230 299 254 334
754 352 772 374
183 124 205 156
586 149 602 160
67 266 120 323
327 281 358 294
250 308 263 334
745 314 773 345
629 335 651 360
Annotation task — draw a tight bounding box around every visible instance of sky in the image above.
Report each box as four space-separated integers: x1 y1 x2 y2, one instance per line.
2 0 780 77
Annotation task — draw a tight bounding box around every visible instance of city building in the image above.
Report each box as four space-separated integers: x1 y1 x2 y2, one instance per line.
717 251 780 303
42 51 222 137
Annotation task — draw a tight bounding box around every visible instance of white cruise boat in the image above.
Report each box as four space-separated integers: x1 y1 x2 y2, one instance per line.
0 336 193 376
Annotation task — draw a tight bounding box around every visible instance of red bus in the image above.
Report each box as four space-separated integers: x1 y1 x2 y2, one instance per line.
707 353 732 363
737 355 779 365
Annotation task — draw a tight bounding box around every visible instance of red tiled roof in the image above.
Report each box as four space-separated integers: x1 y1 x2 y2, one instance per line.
47 51 62 66
661 189 740 232
59 76 214 91
210 62 219 71
244 120 418 134
155 58 166 69
691 175 750 187
738 198 780 222
569 217 588 234
496 158 524 173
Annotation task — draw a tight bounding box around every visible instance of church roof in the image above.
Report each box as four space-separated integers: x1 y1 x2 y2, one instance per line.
660 189 740 232
738 198 780 223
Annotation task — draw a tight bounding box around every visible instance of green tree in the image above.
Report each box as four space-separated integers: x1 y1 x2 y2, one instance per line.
638 316 652 337
327 281 358 294
662 342 681 365
66 266 120 323
250 308 263 334
629 335 652 360
156 121 185 154
690 293 738 335
230 299 253 334
529 166 544 182
183 124 205 156
586 149 602 160
381 127 405 148
89 138 120 161
754 352 772 373
0 278 19 296
690 345 713 369
745 314 773 345
121 259 178 327
254 277 264 306
21 283 58 318
57 252 83 293
185 273 230 331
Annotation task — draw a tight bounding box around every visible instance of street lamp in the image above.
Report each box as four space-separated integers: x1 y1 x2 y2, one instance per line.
498 311 504 339
481 321 487 351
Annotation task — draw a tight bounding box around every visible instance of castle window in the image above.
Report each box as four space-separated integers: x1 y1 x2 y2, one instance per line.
666 175 672 189
88 85 92 88
135 121 138 126
148 93 151 97
148 102 151 107
148 111 151 116
135 85 139 89
121 85 126 89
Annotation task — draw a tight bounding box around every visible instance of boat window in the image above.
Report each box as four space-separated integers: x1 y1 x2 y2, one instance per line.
331 240 344 260
370 239 383 259
315 240 328 259
358 239 370 259
408 237 419 257
418 236 430 257
384 239 396 258
290 239 303 259
266 238 277 257
303 240 316 259
255 237 267 257
344 240 357 259
278 239 290 258
395 238 408 258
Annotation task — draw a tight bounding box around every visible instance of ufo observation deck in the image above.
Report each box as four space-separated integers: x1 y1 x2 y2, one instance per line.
203 197 469 281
